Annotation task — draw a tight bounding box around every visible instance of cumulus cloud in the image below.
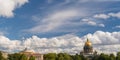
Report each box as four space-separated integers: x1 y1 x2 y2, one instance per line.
81 19 105 27
93 12 120 20
98 24 105 27
0 0 28 18
81 19 97 26
0 31 120 54
109 12 120 19
93 14 110 19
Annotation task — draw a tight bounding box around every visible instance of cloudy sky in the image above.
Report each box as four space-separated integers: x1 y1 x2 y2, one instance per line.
0 0 120 54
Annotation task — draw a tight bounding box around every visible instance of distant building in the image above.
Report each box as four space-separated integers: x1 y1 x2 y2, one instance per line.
80 39 97 60
19 48 43 60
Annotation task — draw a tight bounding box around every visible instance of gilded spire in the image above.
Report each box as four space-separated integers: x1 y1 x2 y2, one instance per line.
87 38 89 42
85 38 92 46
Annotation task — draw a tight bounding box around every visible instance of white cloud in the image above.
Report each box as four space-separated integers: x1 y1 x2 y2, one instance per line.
0 0 28 18
109 12 120 19
93 14 110 19
0 36 21 52
87 12 120 28
81 19 105 27
0 31 120 54
81 19 97 26
27 10 81 33
115 25 120 28
98 24 105 27
63 0 120 3
26 1 120 34
87 21 97 26
93 12 120 20
28 11 120 34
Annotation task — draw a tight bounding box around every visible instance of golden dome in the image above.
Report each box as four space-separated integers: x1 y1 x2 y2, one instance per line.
85 39 92 46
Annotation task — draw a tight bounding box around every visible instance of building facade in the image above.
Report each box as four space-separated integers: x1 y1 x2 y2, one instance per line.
19 48 43 60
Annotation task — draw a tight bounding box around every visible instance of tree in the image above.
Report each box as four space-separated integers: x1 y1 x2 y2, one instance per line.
44 53 57 60
116 52 120 60
74 54 81 60
98 53 110 60
8 53 28 60
57 53 72 60
80 55 87 60
92 55 99 60
109 54 116 60
117 52 120 56
57 56 64 60
20 54 28 60
29 56 35 60
63 53 71 60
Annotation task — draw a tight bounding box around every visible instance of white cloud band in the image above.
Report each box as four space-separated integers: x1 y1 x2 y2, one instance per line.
0 31 120 54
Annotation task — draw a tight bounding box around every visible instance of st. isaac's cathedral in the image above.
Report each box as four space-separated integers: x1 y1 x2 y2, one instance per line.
80 39 97 60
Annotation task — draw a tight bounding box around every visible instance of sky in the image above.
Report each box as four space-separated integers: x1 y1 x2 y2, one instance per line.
0 0 120 54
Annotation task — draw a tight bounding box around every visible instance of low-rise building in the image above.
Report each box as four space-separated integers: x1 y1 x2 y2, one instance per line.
19 48 43 60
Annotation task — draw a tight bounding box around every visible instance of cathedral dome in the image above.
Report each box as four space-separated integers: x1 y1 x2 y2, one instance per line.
85 39 92 46
83 38 93 54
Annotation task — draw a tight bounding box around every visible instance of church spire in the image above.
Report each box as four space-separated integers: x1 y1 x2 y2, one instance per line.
87 38 89 42
85 38 92 46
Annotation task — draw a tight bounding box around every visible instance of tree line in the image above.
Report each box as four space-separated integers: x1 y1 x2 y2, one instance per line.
44 52 120 60
0 51 35 60
0 51 120 60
